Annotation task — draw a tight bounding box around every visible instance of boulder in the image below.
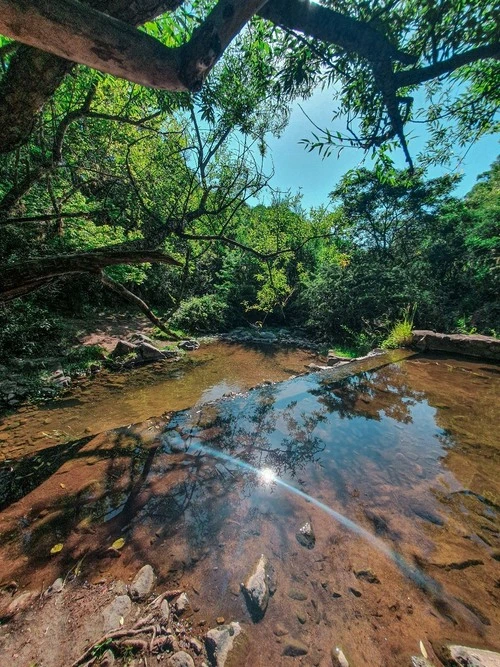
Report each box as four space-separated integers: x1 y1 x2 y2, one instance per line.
111 340 138 358
296 521 316 549
129 564 156 601
137 342 165 361
447 645 500 666
411 658 434 667
241 555 273 621
411 330 500 361
205 622 242 667
102 594 132 631
167 652 195 667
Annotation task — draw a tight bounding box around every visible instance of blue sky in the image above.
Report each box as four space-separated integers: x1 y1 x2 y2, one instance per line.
259 87 499 209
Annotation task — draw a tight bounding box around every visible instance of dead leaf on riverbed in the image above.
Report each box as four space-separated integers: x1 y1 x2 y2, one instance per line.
50 543 64 554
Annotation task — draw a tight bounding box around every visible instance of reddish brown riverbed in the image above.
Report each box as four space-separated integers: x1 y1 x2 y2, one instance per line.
0 350 499 666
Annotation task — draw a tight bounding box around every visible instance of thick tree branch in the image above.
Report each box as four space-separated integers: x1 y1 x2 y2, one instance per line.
0 210 102 226
0 248 181 302
258 0 416 66
0 0 183 154
395 43 500 87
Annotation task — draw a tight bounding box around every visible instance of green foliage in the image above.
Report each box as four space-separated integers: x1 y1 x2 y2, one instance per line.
169 295 228 333
0 302 65 361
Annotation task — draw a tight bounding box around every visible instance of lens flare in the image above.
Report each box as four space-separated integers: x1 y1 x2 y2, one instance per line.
260 467 276 484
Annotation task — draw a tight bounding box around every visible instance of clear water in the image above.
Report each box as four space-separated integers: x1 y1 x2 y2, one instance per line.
0 351 498 665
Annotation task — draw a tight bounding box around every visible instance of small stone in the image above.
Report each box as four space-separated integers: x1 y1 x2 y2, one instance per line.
216 616 225 625
348 588 362 598
205 622 242 667
296 612 307 624
173 592 190 615
160 599 170 622
273 624 288 637
288 588 308 601
331 648 349 667
296 521 316 549
130 564 156 601
354 569 380 584
102 595 132 631
49 577 64 594
282 638 308 657
167 651 195 667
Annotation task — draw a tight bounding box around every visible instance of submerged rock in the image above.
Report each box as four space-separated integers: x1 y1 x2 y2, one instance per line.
331 648 349 666
129 564 156 601
354 569 380 584
282 638 308 656
296 521 316 549
411 658 434 667
241 555 273 621
205 622 242 667
102 594 132 631
447 645 500 666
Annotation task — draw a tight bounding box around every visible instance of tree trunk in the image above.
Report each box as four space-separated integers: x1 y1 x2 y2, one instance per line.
0 248 180 302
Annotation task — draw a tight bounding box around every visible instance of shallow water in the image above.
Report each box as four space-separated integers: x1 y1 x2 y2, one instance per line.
0 342 319 459
0 352 499 666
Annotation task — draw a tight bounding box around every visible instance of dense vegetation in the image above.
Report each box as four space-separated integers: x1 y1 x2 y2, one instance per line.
0 0 498 364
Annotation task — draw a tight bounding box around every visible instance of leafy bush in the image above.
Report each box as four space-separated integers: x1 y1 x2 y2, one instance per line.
0 301 65 360
169 294 229 333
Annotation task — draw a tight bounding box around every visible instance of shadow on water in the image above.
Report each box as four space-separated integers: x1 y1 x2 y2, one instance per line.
0 352 499 664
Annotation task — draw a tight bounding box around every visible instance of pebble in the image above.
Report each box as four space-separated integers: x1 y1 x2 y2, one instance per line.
288 588 308 601
282 638 308 656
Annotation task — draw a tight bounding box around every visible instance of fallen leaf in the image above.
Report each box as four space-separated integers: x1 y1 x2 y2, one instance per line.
50 543 64 555
420 641 428 659
120 616 124 626
111 537 125 550
60 483 66 489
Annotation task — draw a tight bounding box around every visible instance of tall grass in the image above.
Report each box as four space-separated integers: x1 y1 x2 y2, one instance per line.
382 305 416 349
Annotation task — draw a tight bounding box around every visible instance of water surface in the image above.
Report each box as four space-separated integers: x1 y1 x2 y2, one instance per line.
0 352 499 666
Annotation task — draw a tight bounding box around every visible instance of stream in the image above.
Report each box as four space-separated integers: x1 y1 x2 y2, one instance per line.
0 345 499 665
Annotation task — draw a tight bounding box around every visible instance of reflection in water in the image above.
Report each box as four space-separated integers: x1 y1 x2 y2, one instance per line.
0 353 499 666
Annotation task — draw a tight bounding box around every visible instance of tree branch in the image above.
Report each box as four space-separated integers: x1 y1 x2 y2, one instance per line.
0 210 102 226
100 271 180 337
395 43 500 87
1 248 181 302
